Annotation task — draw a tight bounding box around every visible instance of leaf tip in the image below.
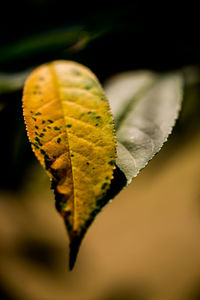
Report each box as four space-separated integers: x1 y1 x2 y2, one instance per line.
69 232 83 271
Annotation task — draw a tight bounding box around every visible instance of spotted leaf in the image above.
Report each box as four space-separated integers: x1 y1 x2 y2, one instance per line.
23 61 116 269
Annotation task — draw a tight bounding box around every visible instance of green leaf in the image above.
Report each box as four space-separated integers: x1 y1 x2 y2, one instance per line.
105 71 183 184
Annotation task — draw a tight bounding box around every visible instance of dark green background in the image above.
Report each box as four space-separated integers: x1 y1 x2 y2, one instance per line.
1 2 200 75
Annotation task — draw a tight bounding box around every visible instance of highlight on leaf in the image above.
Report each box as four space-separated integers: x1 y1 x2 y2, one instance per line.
23 60 116 269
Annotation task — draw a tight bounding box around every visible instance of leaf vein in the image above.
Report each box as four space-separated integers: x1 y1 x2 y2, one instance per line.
37 98 57 112
66 115 100 130
59 85 101 99
68 132 102 149
63 99 96 112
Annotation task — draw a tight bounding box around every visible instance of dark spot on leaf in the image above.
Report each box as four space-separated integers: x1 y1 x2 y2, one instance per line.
43 128 47 132
30 111 33 114
48 120 53 123
109 160 115 166
42 120 45 124
40 149 46 155
87 111 92 114
70 154 74 157
105 176 109 180
72 69 81 75
57 138 61 143
85 85 91 89
35 132 39 136
32 117 37 121
96 116 101 119
54 126 60 130
35 112 42 116
66 124 72 128
39 133 44 137
47 126 51 129
35 137 42 146
86 162 90 165
95 124 99 126
44 153 52 169
35 125 39 129
101 182 108 190
32 142 39 149
55 195 67 213
53 155 57 159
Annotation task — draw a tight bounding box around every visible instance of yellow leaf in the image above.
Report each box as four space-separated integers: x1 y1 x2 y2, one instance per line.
23 60 116 269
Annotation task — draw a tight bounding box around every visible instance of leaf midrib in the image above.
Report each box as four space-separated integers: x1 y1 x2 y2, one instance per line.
115 76 159 130
49 62 76 231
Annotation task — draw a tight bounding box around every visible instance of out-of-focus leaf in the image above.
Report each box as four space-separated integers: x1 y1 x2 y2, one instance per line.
0 69 31 94
0 27 90 65
23 60 116 269
105 71 157 127
105 71 183 184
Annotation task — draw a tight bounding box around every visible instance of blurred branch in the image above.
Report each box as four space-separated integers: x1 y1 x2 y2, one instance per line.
0 26 91 67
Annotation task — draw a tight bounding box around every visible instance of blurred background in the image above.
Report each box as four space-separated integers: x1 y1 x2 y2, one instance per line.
1 2 200 299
